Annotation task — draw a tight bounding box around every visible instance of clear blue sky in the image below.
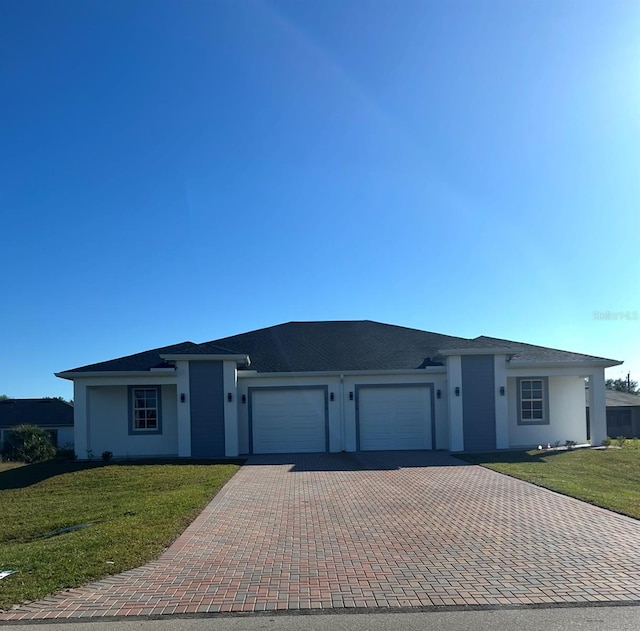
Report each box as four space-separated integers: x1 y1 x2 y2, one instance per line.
1 0 638 400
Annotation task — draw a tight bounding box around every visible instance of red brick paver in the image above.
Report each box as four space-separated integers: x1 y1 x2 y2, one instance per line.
2 451 640 620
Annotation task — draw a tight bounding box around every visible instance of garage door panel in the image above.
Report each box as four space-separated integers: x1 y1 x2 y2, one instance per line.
358 386 432 451
251 388 327 454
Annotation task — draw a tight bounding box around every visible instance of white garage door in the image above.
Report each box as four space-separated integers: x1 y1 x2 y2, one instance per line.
358 385 432 451
251 388 328 454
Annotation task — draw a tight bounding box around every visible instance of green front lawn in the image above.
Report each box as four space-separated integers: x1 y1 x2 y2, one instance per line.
462 442 640 520
0 460 240 611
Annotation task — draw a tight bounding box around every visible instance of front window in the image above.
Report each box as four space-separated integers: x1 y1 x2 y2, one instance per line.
129 387 162 434
518 378 548 424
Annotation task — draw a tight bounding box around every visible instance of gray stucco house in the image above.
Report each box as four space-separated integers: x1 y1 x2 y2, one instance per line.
586 389 640 439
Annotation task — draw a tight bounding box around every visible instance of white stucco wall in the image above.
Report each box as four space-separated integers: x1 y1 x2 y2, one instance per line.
433 380 449 450
175 361 192 457
447 356 464 452
494 356 509 449
223 361 239 457
87 385 178 458
508 375 587 447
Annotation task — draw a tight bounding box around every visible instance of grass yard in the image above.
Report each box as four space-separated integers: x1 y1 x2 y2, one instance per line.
462 442 640 520
0 459 240 611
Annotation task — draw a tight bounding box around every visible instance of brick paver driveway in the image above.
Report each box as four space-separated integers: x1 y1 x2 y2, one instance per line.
2 452 640 620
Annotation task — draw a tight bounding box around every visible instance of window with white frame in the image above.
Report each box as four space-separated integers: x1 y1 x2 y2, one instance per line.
129 387 162 433
518 378 548 424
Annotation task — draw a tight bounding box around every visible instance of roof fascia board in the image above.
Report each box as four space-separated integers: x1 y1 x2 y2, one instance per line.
508 360 622 370
160 353 250 364
237 367 446 379
438 347 518 356
55 371 177 381
507 366 620 378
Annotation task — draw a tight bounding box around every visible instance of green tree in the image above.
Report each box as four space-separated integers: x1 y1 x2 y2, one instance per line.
605 377 639 394
1 425 57 463
43 396 73 403
0 394 10 400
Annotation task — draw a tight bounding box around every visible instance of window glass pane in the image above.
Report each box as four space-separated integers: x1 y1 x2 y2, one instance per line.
520 379 546 423
132 387 160 430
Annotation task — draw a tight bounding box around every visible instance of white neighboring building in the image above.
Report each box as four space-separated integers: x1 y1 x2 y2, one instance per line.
0 398 74 449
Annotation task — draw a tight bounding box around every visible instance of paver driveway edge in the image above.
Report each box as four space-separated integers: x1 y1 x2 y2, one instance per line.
464 460 640 527
2 451 640 621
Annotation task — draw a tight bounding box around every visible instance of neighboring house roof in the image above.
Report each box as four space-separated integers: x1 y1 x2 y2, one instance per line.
586 389 640 408
0 398 74 428
57 320 621 376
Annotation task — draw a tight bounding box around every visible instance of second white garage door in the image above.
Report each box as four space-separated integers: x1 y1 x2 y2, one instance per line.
357 385 432 450
250 387 328 454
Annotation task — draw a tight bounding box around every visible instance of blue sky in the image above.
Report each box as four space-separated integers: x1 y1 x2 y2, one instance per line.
1 0 638 400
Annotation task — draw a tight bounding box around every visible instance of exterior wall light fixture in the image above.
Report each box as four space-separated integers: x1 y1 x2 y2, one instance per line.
436 389 441 399
180 393 186 403
499 386 505 396
241 394 246 404
455 387 460 397
227 393 233 403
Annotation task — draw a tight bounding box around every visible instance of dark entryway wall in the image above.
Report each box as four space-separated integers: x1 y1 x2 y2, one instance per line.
189 362 225 457
462 355 496 451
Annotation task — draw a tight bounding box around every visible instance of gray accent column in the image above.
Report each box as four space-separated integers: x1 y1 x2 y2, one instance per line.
462 355 496 451
189 361 225 458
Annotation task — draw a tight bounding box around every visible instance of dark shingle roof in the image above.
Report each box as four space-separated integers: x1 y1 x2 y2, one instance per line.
207 321 618 372
59 321 620 375
206 321 461 372
60 341 242 374
473 335 617 364
0 399 74 428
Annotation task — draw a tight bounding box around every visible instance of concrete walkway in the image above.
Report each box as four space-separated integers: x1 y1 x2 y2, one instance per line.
2 452 640 620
